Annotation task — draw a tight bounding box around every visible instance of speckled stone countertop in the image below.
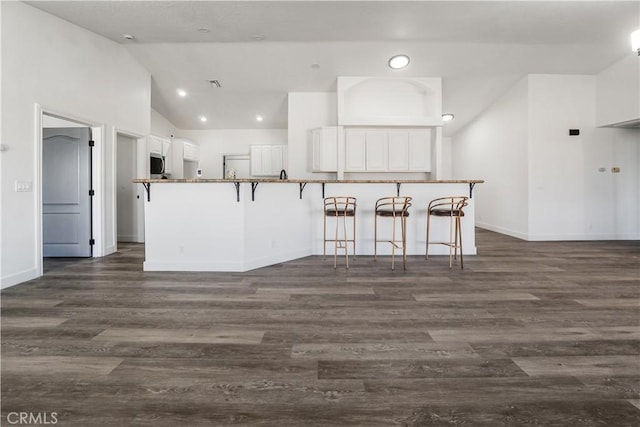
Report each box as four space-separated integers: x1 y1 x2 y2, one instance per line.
133 178 484 184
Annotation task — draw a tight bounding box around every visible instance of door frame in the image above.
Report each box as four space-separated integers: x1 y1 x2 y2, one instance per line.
35 104 103 275
113 127 146 250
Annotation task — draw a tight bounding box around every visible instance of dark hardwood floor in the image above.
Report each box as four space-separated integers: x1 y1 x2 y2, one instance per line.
2 229 639 426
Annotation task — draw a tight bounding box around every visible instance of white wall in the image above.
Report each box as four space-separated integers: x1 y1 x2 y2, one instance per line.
453 73 639 241
1 2 150 288
453 77 530 238
179 129 287 179
596 55 640 127
288 92 337 179
528 75 596 239
151 108 178 138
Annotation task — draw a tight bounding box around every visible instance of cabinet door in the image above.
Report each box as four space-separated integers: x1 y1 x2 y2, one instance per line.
250 145 264 176
311 129 322 171
345 131 366 171
365 131 387 171
387 132 409 171
148 136 162 155
408 131 431 171
183 142 199 162
311 128 338 172
271 145 284 174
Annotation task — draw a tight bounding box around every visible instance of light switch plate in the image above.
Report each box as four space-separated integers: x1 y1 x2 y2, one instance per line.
15 180 33 192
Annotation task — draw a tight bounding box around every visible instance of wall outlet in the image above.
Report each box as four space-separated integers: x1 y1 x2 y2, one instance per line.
15 180 33 192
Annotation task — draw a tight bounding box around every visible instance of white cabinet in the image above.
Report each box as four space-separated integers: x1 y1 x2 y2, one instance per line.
311 127 338 172
183 141 200 162
344 129 431 172
408 131 431 171
344 130 366 172
365 131 388 171
148 136 163 155
250 144 287 176
388 131 409 171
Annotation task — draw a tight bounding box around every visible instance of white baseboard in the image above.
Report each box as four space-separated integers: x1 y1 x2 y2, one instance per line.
144 260 247 272
478 222 640 241
243 248 313 271
144 248 313 273
526 232 640 241
1 268 39 290
476 222 529 240
103 245 117 256
117 235 138 243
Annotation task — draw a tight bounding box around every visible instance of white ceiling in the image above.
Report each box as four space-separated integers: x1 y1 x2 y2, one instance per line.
25 1 640 135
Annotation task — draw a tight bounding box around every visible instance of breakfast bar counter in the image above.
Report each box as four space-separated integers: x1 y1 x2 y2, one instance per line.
133 178 483 272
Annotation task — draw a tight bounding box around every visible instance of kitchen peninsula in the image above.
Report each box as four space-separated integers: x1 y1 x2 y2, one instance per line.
134 178 483 272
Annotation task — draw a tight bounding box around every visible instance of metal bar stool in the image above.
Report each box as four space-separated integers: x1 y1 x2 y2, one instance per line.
374 196 412 270
425 196 469 269
323 196 357 269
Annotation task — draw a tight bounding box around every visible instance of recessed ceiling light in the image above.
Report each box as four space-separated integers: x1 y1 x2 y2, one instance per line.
388 54 410 69
199 116 207 123
256 115 263 122
442 113 455 122
197 28 211 33
252 35 265 41
177 89 187 97
123 34 135 40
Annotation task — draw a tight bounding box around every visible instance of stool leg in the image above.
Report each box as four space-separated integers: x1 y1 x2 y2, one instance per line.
343 213 349 269
352 214 356 258
402 215 407 270
323 212 327 260
425 212 431 260
374 214 378 261
458 215 464 269
448 214 454 269
333 214 338 269
391 215 396 271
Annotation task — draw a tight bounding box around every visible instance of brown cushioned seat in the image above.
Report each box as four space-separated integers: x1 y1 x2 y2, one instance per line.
375 209 410 217
429 208 464 217
325 209 355 217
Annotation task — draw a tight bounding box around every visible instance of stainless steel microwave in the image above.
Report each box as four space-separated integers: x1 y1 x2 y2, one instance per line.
150 153 165 175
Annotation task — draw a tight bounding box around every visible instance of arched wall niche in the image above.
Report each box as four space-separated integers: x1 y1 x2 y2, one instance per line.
337 77 442 126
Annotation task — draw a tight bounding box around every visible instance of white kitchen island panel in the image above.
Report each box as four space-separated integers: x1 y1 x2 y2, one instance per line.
137 179 482 272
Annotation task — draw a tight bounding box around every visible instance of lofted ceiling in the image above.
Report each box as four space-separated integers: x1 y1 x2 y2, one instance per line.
25 1 640 136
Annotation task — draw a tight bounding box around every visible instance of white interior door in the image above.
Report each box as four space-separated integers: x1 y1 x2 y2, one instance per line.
43 127 92 257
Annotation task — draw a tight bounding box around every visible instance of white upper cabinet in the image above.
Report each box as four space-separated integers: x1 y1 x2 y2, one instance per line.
311 127 338 172
408 131 431 171
387 131 409 171
250 144 288 176
344 130 366 172
365 131 388 171
344 128 431 173
148 136 163 155
183 141 200 162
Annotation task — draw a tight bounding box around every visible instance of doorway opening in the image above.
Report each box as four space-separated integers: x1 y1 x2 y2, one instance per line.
116 132 145 245
42 115 93 258
37 109 102 276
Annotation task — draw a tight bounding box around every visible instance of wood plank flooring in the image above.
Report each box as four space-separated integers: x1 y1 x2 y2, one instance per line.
2 228 639 426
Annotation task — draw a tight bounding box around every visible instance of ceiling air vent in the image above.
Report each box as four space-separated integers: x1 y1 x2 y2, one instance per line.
208 80 222 88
